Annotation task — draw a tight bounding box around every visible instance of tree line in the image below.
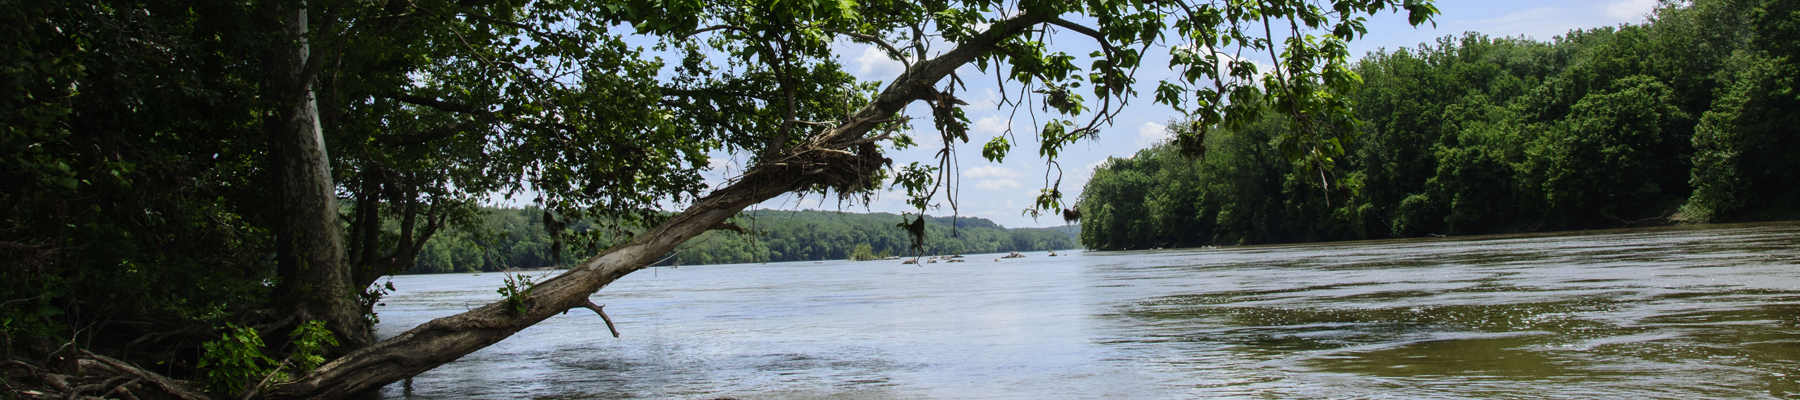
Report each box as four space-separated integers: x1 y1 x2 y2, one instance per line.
404 208 1079 273
1076 0 1798 250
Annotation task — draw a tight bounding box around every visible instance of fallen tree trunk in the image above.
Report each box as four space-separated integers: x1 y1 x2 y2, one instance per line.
263 14 1043 399
262 167 807 399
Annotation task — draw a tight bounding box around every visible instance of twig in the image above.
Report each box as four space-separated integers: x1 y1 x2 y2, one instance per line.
239 358 294 400
66 376 132 400
111 378 145 400
41 373 72 392
80 351 208 400
578 300 620 338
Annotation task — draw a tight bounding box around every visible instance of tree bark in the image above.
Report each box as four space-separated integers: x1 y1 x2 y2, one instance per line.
265 0 372 353
264 13 1045 399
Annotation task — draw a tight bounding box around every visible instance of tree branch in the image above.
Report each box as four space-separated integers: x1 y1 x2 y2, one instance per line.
1045 18 1118 59
383 94 490 115
676 24 748 40
81 351 208 400
575 300 619 338
457 11 578 43
381 121 479 147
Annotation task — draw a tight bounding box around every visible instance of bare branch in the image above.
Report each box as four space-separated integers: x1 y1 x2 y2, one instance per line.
381 121 480 147
676 24 748 40
81 351 208 400
577 300 620 338
1045 18 1118 59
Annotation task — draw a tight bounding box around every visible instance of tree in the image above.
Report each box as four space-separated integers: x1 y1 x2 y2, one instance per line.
1 0 1437 397
849 243 878 261
1684 0 1800 221
267 0 1438 396
1070 0 1800 252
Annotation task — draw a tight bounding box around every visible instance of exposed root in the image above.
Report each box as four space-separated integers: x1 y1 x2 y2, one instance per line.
4 353 196 400
81 351 209 400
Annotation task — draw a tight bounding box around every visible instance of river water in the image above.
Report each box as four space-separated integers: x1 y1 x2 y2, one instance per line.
374 221 1800 399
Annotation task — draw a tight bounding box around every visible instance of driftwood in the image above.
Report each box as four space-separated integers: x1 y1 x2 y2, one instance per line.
1 352 210 400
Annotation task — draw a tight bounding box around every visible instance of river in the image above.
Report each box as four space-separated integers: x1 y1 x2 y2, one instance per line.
373 221 1800 399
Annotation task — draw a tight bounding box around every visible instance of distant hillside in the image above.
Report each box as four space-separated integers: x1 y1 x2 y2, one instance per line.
1044 224 1081 241
664 209 1079 266
406 208 1079 273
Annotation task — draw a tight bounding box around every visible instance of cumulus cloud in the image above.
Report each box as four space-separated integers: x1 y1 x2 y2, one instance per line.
1085 158 1109 173
968 88 1001 109
974 178 1023 191
965 165 1023 191
965 165 1020 179
853 46 904 77
1604 0 1657 21
972 115 1012 138
1471 6 1605 40
1135 121 1170 147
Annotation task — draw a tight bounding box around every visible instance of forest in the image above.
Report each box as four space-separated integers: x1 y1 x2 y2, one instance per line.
406 208 1079 273
1077 0 1799 250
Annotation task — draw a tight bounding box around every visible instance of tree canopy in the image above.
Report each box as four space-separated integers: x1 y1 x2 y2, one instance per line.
1075 0 1800 250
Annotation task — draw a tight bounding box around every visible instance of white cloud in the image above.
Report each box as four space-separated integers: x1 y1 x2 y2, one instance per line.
969 88 1001 109
975 179 1023 191
1084 158 1109 173
853 46 904 77
1483 6 1564 25
972 115 1011 137
1466 6 1621 40
1604 0 1656 21
1135 121 1170 148
965 165 1020 179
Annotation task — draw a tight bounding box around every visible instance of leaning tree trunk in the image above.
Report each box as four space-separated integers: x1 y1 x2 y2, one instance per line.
264 13 1046 399
264 0 373 353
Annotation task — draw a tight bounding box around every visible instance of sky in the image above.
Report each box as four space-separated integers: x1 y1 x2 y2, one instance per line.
655 0 1665 229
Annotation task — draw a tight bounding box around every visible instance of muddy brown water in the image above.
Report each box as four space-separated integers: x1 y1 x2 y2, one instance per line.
375 221 1800 399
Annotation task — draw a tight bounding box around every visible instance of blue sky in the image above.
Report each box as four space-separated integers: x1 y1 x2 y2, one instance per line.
673 0 1665 228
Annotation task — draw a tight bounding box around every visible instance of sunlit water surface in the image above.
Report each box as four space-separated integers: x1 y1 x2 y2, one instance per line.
376 221 1800 399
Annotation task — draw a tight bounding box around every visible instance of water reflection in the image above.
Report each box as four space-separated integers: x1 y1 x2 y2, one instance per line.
377 221 1800 399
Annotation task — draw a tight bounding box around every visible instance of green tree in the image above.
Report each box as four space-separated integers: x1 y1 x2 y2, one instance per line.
1684 0 1800 221
848 243 877 261
1075 0 1798 250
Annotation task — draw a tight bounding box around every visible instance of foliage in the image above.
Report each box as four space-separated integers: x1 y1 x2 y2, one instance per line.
848 243 879 261
1077 0 1800 249
286 320 340 373
196 320 340 396
2 0 279 370
1683 0 1800 222
198 324 276 396
498 272 538 315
